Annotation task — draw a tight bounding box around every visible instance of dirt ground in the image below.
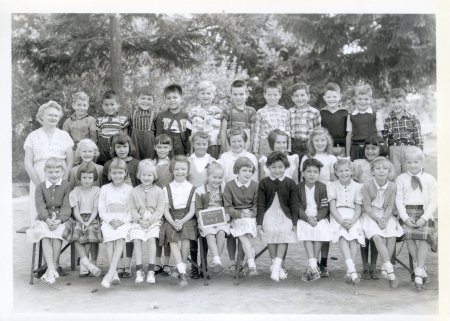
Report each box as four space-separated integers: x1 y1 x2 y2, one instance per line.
10 136 440 317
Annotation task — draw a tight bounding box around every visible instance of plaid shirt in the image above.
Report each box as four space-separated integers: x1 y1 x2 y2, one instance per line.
289 105 321 140
253 105 290 153
383 111 423 149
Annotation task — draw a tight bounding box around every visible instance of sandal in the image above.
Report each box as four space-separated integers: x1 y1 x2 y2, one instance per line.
122 266 132 278
154 265 163 275
161 265 172 276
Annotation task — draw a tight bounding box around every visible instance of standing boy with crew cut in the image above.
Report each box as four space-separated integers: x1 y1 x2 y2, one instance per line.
383 88 423 177
96 90 129 165
128 85 158 160
155 84 192 156
253 79 291 158
289 82 321 157
320 82 348 157
346 84 383 161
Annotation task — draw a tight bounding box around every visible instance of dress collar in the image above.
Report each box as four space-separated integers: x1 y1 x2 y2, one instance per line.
235 178 251 188
269 175 286 182
352 107 373 115
373 178 388 190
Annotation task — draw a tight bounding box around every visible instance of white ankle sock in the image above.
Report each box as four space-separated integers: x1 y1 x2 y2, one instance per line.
384 262 395 280
247 259 256 268
345 259 355 273
177 263 186 274
80 256 90 266
274 257 282 267
308 258 318 269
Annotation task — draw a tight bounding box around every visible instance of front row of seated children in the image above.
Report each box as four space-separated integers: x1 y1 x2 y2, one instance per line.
27 141 436 292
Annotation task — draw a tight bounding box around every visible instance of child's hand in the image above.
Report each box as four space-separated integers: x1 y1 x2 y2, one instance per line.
173 220 183 231
138 218 149 229
404 218 416 228
341 219 352 229
110 219 123 229
307 216 318 227
46 218 57 231
240 209 250 218
415 218 426 227
225 213 231 222
377 218 387 230
247 209 256 218
257 225 263 234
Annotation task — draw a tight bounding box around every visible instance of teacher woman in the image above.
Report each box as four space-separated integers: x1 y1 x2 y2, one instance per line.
24 101 74 224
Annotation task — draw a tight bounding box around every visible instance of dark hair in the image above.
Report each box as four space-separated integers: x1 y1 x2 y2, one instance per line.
102 90 117 101
323 82 341 94
110 133 136 158
233 157 255 174
230 79 247 90
388 88 407 100
264 79 282 94
169 155 190 174
364 135 388 157
135 85 154 97
266 151 290 168
164 84 182 96
290 82 310 96
302 158 324 172
155 134 173 146
267 129 289 151
77 162 98 181
227 127 248 143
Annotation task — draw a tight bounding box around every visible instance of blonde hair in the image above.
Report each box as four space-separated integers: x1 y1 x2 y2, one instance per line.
402 146 424 162
307 127 333 156
370 156 395 181
44 157 66 172
75 139 99 161
333 158 353 172
197 80 216 93
72 91 89 103
354 84 372 97
206 161 224 176
137 159 158 183
108 158 128 180
36 101 63 125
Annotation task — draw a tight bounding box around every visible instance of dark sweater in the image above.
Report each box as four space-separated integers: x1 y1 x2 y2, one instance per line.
350 112 377 143
320 109 348 145
256 177 299 226
35 180 72 222
298 181 329 221
223 180 258 219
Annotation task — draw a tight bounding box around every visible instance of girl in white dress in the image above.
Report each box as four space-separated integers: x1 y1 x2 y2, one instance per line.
297 158 332 282
128 160 165 284
99 159 133 288
328 158 364 285
257 152 298 282
361 157 404 288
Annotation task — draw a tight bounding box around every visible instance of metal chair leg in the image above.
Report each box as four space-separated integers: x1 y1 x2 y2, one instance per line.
234 238 241 285
199 237 209 286
71 243 76 271
30 243 36 285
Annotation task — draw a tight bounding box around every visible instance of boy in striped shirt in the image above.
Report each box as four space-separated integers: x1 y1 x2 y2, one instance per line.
96 90 129 165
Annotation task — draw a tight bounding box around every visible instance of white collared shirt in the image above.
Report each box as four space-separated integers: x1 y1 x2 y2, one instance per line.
269 175 286 181
45 179 62 189
164 180 195 209
235 178 251 188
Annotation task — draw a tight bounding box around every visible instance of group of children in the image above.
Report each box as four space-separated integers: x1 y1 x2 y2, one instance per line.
26 78 436 292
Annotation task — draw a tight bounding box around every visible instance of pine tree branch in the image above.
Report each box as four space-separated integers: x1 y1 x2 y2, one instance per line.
38 36 107 53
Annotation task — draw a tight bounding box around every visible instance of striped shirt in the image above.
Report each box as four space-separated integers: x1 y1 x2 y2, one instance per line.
96 114 129 139
253 105 291 153
129 108 156 131
289 105 321 140
383 111 423 149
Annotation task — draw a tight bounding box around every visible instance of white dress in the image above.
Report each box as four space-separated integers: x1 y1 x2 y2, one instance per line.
297 185 332 242
260 193 298 244
23 128 74 222
327 180 365 245
98 183 133 242
360 180 404 239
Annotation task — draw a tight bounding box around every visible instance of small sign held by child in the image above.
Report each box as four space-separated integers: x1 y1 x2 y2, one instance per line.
198 207 226 228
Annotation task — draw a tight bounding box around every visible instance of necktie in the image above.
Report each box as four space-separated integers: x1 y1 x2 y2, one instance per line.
411 175 423 192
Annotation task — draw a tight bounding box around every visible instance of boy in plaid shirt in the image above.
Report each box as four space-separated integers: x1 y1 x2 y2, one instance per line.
383 88 423 176
289 82 321 157
253 79 291 158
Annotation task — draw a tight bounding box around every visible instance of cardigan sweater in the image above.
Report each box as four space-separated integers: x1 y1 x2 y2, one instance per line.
361 179 396 213
256 177 299 226
298 181 329 222
223 180 258 219
35 180 72 222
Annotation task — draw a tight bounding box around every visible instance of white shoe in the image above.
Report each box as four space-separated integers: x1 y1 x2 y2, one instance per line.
270 266 280 282
111 272 120 286
79 263 89 277
146 271 156 284
279 267 287 280
101 274 112 288
135 270 144 283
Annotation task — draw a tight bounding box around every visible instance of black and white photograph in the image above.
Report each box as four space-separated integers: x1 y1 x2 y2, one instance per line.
3 1 449 320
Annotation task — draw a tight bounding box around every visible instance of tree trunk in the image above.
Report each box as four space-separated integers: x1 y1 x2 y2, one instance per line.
109 14 124 106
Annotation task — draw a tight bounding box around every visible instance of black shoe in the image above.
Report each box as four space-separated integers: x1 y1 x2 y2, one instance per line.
190 267 200 279
56 266 67 276
36 264 47 278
